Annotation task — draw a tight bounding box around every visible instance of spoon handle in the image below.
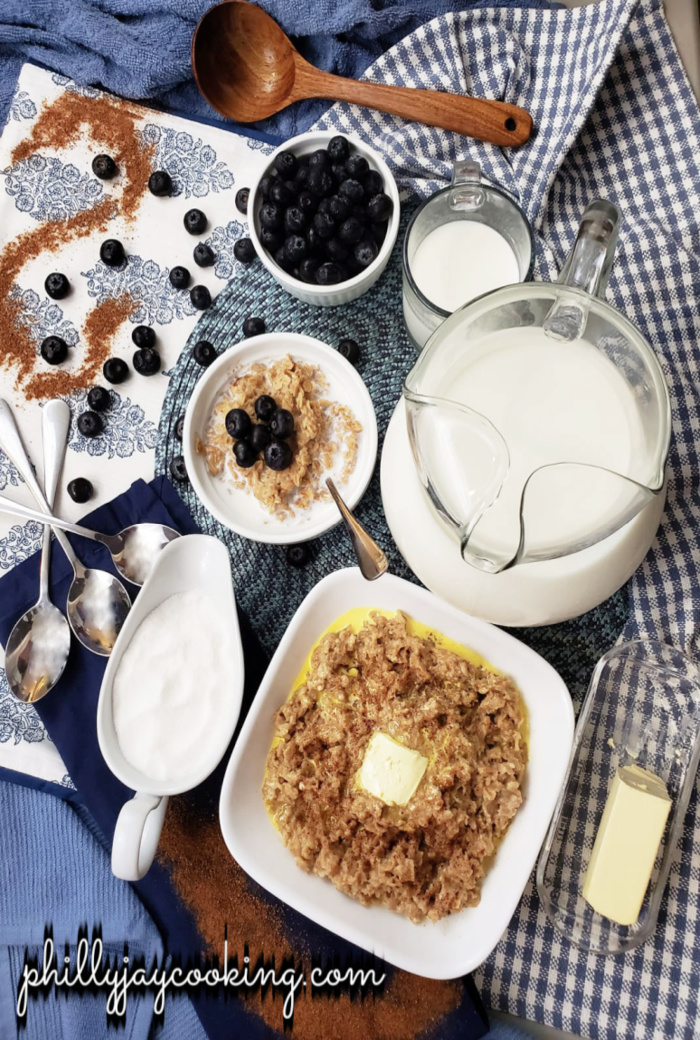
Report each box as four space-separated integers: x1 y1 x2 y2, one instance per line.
0 494 100 541
326 478 388 581
39 401 70 599
295 66 532 148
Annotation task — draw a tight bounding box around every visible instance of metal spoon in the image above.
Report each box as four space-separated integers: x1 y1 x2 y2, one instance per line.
4 401 71 702
326 478 388 581
0 400 131 656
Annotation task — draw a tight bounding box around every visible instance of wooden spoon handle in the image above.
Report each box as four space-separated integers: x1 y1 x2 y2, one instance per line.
294 66 532 147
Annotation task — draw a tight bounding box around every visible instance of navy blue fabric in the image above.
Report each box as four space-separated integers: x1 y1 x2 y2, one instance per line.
0 0 553 140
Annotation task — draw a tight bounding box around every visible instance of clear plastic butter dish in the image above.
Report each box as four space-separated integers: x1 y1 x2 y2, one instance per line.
536 639 700 955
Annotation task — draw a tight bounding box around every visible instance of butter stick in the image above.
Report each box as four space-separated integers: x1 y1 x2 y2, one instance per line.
583 764 671 926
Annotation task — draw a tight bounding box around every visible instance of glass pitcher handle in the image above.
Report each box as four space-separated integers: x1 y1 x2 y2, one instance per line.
450 159 485 211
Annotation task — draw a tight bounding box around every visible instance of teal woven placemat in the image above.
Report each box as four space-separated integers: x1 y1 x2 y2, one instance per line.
154 206 629 704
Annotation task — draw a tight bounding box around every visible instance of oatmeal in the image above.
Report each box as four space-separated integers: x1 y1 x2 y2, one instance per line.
198 355 362 518
263 610 527 923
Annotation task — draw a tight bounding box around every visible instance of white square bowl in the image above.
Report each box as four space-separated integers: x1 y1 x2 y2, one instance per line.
219 568 574 979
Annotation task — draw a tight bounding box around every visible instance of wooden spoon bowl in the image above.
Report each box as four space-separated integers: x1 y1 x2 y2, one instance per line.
192 0 533 147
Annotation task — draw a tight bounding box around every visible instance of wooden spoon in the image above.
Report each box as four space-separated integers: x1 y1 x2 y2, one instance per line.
192 1 532 148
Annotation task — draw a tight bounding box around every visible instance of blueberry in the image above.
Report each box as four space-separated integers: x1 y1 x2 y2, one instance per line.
297 191 316 215
367 192 393 223
345 153 369 179
77 411 103 437
317 197 333 217
234 439 258 468
131 325 155 348
260 227 281 252
184 208 207 235
315 262 343 285
87 386 111 412
148 170 172 197
255 395 276 422
273 246 295 273
259 175 273 200
286 543 311 567
327 136 350 162
174 415 185 440
169 265 190 289
229 239 253 266
326 238 349 263
235 187 249 215
264 439 293 471
308 149 330 170
225 408 252 439
193 242 215 267
67 477 94 504
331 163 346 185
307 225 324 256
371 220 389 247
313 211 336 240
193 340 217 367
40 336 68 365
92 154 117 179
307 167 333 198
270 179 294 207
133 347 161 376
273 151 297 179
44 272 70 300
329 195 351 222
339 217 364 245
249 423 272 453
284 206 307 234
338 338 360 365
243 316 265 337
294 165 309 191
339 179 364 202
100 239 125 267
354 238 379 268
363 170 384 196
190 285 212 310
103 358 128 384
299 257 320 283
260 202 283 230
270 408 294 439
170 455 188 483
284 235 307 263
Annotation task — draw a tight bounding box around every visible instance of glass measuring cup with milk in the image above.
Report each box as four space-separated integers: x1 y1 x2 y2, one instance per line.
402 161 535 348
404 200 670 577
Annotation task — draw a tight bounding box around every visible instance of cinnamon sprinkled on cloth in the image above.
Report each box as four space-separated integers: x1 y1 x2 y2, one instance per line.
158 798 462 1040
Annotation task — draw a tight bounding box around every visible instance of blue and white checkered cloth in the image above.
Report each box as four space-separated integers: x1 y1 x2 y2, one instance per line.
314 0 700 1036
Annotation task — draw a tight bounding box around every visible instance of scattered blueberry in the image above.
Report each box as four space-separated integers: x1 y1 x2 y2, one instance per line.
233 238 256 263
270 408 294 439
170 455 188 483
327 136 350 163
286 543 311 567
190 285 212 310
255 395 276 422
174 415 185 440
169 265 190 290
184 208 207 235
193 340 217 367
273 151 297 179
234 439 258 468
92 154 117 179
148 170 172 197
87 386 111 412
264 439 293 471
133 347 161 376
103 357 129 384
235 188 250 215
225 408 252 440
338 338 360 365
131 325 155 348
40 335 68 365
243 316 265 338
77 411 103 438
67 477 93 504
193 242 215 267
367 193 393 223
249 423 272 453
44 272 70 300
100 239 125 267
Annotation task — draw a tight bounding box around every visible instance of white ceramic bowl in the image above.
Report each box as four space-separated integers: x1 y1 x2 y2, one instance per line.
248 130 400 307
183 332 378 544
220 567 574 979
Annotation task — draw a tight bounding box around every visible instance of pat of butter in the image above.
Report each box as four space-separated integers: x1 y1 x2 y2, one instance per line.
583 763 671 926
358 732 428 806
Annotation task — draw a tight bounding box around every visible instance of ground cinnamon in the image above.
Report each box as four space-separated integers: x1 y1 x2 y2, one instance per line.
158 798 462 1040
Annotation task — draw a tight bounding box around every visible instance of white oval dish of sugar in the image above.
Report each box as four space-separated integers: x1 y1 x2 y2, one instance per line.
411 221 520 312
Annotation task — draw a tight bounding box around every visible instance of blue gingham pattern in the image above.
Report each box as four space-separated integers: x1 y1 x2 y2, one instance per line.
314 0 700 1036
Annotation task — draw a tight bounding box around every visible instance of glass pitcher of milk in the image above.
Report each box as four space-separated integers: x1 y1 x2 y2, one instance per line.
404 200 671 574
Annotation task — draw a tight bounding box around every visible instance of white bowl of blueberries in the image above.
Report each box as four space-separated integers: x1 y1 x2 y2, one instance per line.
248 131 400 307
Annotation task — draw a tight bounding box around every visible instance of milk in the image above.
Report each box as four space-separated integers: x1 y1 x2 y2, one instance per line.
422 326 650 561
411 221 520 313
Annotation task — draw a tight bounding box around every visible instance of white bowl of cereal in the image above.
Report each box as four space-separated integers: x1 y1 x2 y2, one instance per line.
220 568 574 979
183 332 377 543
